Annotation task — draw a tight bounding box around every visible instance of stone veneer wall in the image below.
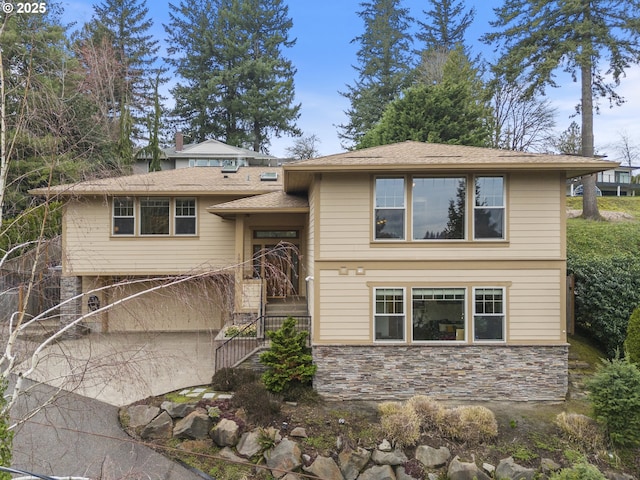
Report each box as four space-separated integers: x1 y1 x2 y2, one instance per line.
313 344 568 401
60 276 82 333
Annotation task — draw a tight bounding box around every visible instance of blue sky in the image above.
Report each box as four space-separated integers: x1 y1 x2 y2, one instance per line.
62 0 639 160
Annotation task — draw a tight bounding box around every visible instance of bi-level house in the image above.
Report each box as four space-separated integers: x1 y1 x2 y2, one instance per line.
33 141 615 401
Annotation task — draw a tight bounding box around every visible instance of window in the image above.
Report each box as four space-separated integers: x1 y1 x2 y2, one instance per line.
140 197 170 235
374 288 405 341
473 288 505 341
413 177 466 240
113 197 134 235
474 176 505 240
375 178 405 240
412 288 465 341
175 198 196 235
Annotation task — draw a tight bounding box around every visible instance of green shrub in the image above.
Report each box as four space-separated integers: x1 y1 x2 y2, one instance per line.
211 367 258 392
586 356 640 447
568 254 640 356
259 317 316 393
624 306 640 366
231 381 281 425
379 404 420 447
549 461 606 480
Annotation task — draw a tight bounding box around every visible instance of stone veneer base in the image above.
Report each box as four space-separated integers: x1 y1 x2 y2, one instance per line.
312 344 568 401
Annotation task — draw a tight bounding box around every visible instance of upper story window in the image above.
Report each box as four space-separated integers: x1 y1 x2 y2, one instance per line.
413 177 466 240
140 197 170 235
374 175 506 243
374 178 405 240
112 197 197 236
113 197 134 235
474 176 505 240
175 198 196 235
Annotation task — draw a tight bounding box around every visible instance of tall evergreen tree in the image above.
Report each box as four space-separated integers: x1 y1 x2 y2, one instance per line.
483 0 640 220
165 0 221 142
338 0 414 149
83 0 161 149
358 47 492 149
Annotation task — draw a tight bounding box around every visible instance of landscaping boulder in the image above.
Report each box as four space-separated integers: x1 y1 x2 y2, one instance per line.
358 464 395 480
140 411 173 440
264 438 302 479
127 405 159 428
496 457 537 480
210 418 240 447
161 401 196 419
218 446 245 464
303 455 344 480
338 447 371 480
415 445 450 468
448 456 491 480
371 446 408 466
173 410 211 440
237 429 262 458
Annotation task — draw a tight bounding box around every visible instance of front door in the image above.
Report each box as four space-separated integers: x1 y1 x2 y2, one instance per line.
252 230 300 298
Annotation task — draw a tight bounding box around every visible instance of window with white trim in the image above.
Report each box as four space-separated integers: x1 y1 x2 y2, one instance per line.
175 198 196 235
374 288 405 341
113 197 134 235
412 288 466 341
474 176 505 240
473 287 506 341
413 177 466 240
140 197 170 235
374 178 405 240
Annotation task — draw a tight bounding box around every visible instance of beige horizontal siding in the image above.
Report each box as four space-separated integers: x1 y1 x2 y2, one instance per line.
317 172 564 261
64 196 237 275
315 267 564 344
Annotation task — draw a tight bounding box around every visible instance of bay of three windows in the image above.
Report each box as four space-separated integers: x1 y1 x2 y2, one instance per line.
374 286 505 343
375 175 505 241
112 197 196 236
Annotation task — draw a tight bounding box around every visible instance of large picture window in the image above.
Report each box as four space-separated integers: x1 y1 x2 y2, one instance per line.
413 177 466 240
473 287 505 341
140 197 170 235
113 197 134 235
412 288 466 341
374 288 405 341
375 178 405 240
474 176 505 239
175 198 196 235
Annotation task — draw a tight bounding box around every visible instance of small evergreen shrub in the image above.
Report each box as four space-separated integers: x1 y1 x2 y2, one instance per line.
231 381 281 425
379 403 420 447
211 367 258 392
407 395 443 431
259 317 316 393
586 356 640 447
624 306 640 366
554 412 604 450
549 461 606 480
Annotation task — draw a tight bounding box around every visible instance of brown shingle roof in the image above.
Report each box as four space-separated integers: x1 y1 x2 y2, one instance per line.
207 191 308 217
283 141 617 192
30 166 283 197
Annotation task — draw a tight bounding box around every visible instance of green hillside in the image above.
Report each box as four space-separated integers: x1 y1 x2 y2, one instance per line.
566 197 640 257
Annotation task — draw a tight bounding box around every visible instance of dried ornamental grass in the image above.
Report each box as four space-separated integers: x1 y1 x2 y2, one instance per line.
437 406 498 443
379 404 421 447
555 412 605 451
377 401 403 416
406 395 443 431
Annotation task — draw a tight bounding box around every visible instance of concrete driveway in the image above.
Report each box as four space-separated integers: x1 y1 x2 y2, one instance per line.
19 331 217 407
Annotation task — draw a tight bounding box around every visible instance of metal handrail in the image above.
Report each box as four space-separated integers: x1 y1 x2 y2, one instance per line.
214 315 311 372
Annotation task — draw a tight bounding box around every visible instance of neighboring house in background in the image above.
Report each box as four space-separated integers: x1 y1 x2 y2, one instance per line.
567 165 640 196
133 133 280 173
33 141 615 402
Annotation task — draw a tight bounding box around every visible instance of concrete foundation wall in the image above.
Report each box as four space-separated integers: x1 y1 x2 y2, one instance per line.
312 344 568 401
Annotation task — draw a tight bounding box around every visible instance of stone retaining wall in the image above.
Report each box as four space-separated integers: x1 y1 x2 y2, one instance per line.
313 344 568 401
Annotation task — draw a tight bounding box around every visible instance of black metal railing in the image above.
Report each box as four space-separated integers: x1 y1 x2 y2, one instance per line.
214 315 311 371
